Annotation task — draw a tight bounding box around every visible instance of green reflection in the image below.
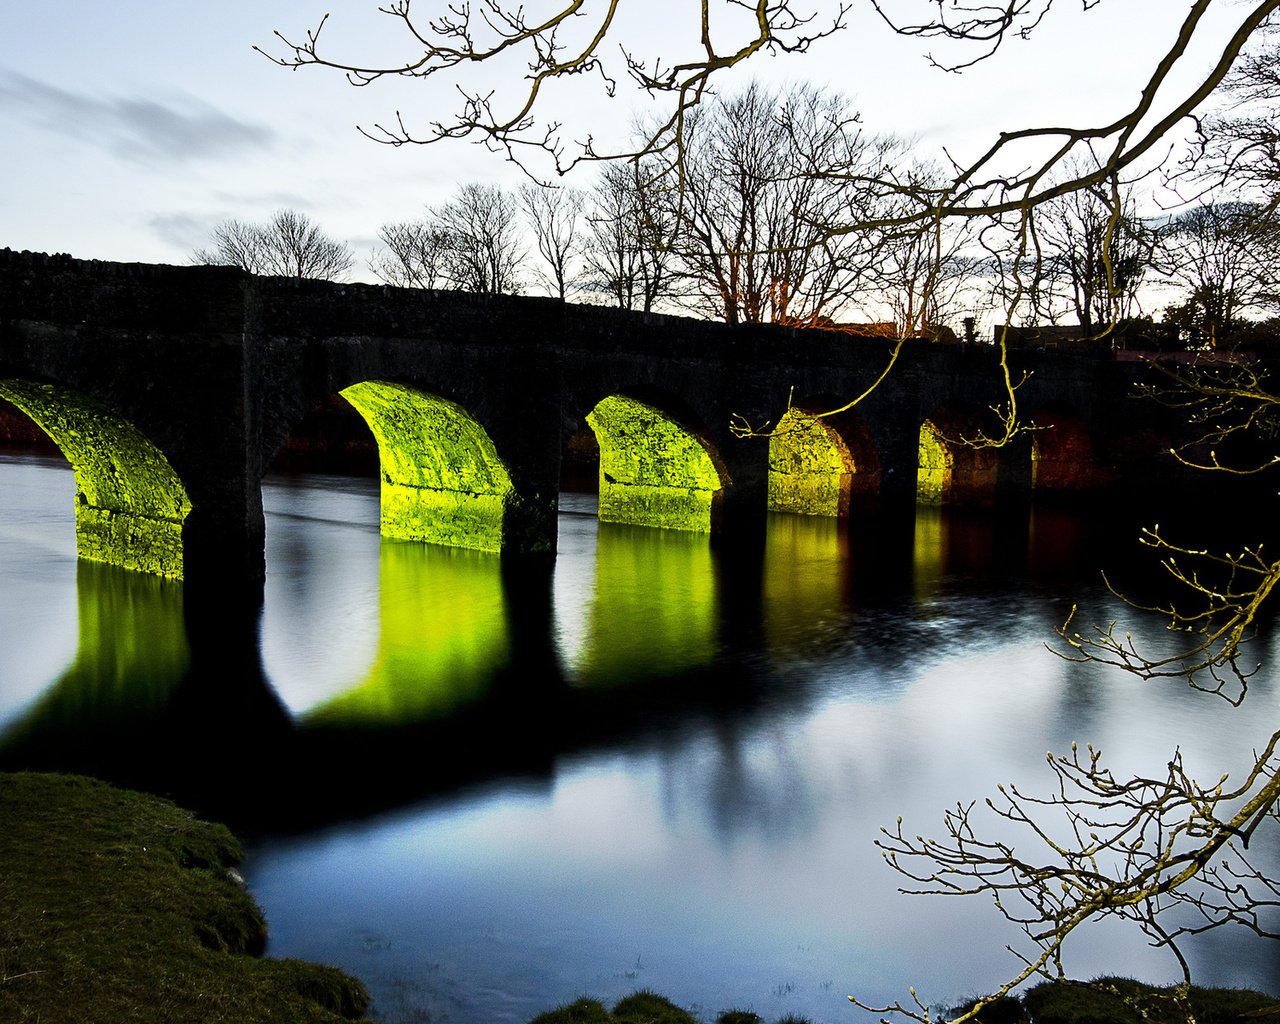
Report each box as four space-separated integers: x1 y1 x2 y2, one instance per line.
0 380 191 577
761 513 849 650
567 522 718 686
586 395 725 532
913 507 996 598
0 561 189 748
341 381 515 552
302 539 510 727
767 409 853 517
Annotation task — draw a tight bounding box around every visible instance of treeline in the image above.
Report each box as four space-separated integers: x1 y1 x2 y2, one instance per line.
192 78 1280 352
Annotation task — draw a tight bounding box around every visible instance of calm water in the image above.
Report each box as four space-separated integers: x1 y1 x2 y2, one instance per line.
1 452 1278 1023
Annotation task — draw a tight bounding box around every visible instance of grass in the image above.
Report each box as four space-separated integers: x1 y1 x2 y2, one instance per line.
528 989 813 1024
956 977 1279 1024
0 771 367 1023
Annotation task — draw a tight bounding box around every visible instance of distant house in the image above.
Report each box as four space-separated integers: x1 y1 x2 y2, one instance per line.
994 324 1094 349
994 321 1182 352
787 318 959 342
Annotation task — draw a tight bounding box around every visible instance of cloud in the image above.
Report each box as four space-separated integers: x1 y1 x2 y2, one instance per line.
0 70 276 163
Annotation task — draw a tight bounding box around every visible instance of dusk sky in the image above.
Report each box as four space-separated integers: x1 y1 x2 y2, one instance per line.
0 2 1256 285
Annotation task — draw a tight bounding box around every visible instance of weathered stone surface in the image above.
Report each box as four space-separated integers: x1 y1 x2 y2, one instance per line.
0 378 190 578
767 408 854 516
342 381 518 552
588 395 724 532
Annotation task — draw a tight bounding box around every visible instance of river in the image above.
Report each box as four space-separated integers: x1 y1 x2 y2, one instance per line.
1 450 1277 1023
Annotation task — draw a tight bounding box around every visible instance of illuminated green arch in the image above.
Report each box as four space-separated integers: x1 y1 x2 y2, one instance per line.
916 419 953 505
585 394 726 533
917 415 1000 506
0 380 191 577
767 408 854 517
340 381 515 552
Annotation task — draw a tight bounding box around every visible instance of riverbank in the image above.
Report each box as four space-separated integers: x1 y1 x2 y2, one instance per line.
0 771 368 1023
527 979 1279 1024
4 770 1277 1024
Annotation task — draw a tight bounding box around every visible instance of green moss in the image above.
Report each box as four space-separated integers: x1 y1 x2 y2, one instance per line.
1021 978 1277 1024
948 978 1278 1024
0 772 367 1023
341 380 515 552
0 380 191 577
586 395 725 533
529 995 813 1024
767 408 853 517
530 997 616 1024
917 418 952 505
612 990 699 1023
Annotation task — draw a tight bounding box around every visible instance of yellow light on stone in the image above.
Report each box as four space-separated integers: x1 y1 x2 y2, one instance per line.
0 380 192 578
585 395 725 532
341 381 515 552
916 419 952 506
767 408 853 517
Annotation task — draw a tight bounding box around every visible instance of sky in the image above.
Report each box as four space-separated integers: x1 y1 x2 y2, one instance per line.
0 2 1259 285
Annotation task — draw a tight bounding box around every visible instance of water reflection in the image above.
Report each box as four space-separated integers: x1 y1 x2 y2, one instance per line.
558 520 719 687
0 559 188 753
303 539 511 727
2 456 1279 1024
761 513 851 653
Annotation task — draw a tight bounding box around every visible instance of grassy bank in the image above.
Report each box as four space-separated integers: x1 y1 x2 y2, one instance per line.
528 978 1279 1024
0 771 367 1023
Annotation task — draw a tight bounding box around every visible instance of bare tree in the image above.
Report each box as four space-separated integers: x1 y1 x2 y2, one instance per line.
192 219 263 275
1199 17 1280 211
581 161 677 312
1156 201 1280 347
863 164 984 339
667 81 893 327
519 182 585 300
428 182 526 294
1029 171 1154 336
260 3 1279 233
193 209 354 281
370 220 453 289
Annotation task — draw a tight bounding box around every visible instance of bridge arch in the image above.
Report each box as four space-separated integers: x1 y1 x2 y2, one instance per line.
1028 405 1109 497
917 407 1002 507
0 379 191 577
338 381 518 552
584 393 730 533
767 399 882 517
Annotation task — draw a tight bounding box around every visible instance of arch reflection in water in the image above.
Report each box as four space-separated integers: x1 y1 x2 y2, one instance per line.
0 560 189 751
557 521 719 687
299 539 512 728
761 513 852 652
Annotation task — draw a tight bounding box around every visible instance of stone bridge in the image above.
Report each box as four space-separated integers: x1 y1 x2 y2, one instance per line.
0 249 1172 593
